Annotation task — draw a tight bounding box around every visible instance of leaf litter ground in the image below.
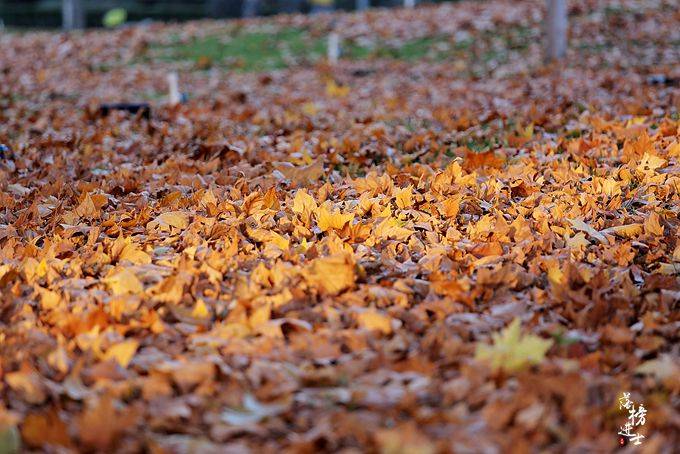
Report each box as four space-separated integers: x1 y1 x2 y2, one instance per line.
0 0 679 452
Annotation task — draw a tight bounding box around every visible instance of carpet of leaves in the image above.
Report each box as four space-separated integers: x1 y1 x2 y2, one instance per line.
1 0 679 452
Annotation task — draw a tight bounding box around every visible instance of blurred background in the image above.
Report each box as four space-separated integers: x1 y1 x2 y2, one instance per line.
0 0 454 28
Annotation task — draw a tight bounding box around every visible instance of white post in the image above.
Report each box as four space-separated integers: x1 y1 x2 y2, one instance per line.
356 0 369 11
62 0 85 30
546 0 567 61
167 73 181 106
404 0 416 8
327 32 340 64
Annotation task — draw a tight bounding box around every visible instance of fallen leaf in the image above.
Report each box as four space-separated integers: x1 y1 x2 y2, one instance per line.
567 218 609 245
475 318 552 373
356 309 393 334
316 203 353 232
103 339 139 368
306 255 355 295
104 268 144 295
148 211 189 231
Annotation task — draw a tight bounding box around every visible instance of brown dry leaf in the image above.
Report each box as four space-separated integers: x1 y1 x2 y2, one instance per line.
567 218 609 245
635 355 680 392
148 211 189 231
375 422 436 454
5 365 46 405
643 212 664 236
74 193 100 219
75 396 138 451
600 223 643 238
463 149 505 170
274 160 324 185
21 410 73 449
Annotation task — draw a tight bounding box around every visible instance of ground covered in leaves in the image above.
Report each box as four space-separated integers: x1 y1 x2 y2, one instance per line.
1 0 679 452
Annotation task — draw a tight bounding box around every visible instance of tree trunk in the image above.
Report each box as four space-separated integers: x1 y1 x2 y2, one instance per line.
545 0 567 61
62 0 85 30
280 0 303 14
310 0 334 14
242 0 259 18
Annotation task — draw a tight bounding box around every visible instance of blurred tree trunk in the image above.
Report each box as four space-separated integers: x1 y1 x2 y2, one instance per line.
62 0 85 30
310 0 334 14
280 0 303 14
242 0 260 17
546 0 567 60
207 0 230 18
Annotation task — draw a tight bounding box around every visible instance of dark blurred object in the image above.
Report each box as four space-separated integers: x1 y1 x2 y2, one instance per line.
99 103 151 119
646 74 679 87
0 144 10 159
1 1 450 28
351 68 375 77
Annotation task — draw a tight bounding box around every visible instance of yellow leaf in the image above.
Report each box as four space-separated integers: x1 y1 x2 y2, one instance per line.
668 141 680 157
374 217 414 241
191 299 210 319
600 223 642 238
267 232 290 250
395 185 414 209
104 268 143 295
637 153 666 172
475 318 552 372
39 288 61 310
325 80 350 97
519 122 534 139
547 262 565 286
75 193 99 219
600 178 621 196
292 189 317 223
566 232 589 251
307 255 355 295
35 259 49 278
148 211 189 231
441 196 461 218
103 340 138 368
356 309 392 334
644 212 664 236
47 346 71 374
301 102 318 116
249 303 271 329
116 237 151 265
316 203 353 233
